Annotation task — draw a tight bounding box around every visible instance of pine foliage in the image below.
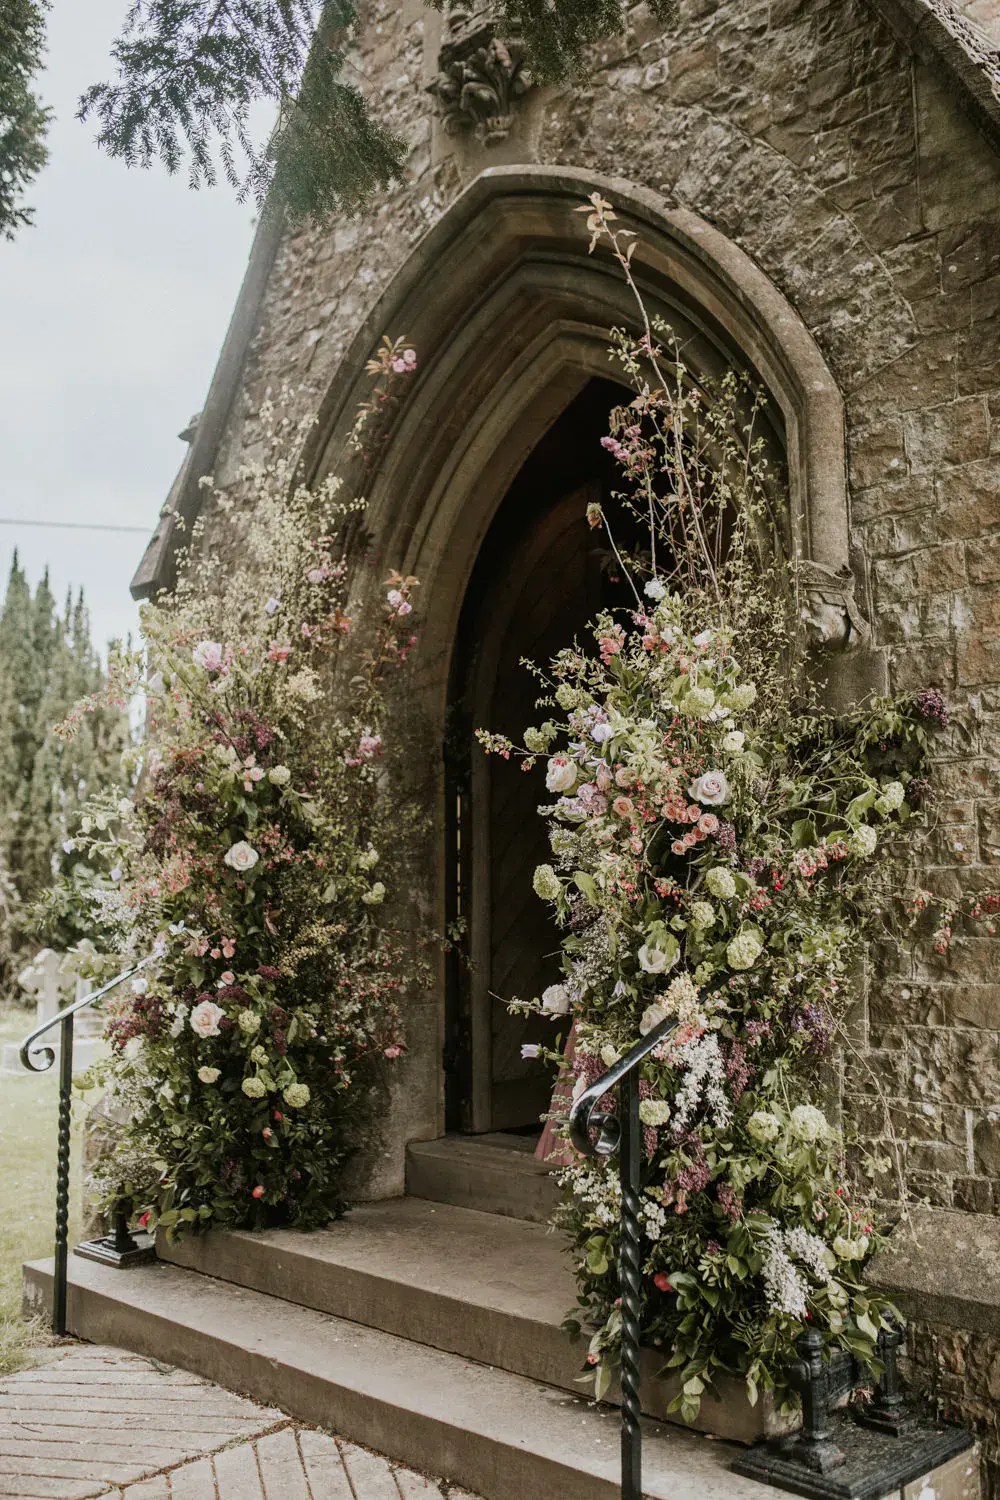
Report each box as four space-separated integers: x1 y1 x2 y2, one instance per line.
78 0 407 219
0 556 128 986
0 0 50 240
77 0 677 225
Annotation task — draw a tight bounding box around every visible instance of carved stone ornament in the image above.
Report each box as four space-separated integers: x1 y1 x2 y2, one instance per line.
429 4 533 145
797 560 872 652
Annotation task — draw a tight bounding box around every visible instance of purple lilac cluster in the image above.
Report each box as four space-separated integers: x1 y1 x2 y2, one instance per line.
914 687 948 727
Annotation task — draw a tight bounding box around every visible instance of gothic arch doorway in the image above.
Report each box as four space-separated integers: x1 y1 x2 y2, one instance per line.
446 377 633 1133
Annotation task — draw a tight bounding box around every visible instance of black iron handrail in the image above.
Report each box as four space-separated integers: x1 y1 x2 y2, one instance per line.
19 955 154 1335
569 1013 679 1500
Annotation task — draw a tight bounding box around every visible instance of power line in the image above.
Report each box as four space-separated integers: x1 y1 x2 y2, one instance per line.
0 517 150 535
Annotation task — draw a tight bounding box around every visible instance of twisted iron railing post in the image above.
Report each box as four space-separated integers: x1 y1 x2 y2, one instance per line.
19 957 155 1332
569 1013 677 1500
52 1011 74 1336
618 1065 643 1499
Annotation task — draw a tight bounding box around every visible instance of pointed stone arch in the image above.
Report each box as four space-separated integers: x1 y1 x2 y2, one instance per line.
306 165 861 688
304 167 875 1184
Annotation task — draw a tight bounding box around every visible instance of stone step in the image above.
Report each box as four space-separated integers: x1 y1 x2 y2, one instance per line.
160 1196 581 1397
23 1253 781 1500
405 1132 561 1223
157 1196 793 1444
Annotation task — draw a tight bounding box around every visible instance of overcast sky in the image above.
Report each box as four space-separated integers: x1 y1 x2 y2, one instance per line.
0 2 259 653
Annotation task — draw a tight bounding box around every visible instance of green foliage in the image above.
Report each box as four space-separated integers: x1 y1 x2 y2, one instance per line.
456 0 676 83
0 0 50 240
61 373 429 1237
0 555 129 983
78 0 406 219
478 198 990 1417
76 0 677 224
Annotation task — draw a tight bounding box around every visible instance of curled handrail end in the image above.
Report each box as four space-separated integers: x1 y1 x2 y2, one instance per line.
567 1013 679 1159
19 1041 56 1074
16 954 156 1074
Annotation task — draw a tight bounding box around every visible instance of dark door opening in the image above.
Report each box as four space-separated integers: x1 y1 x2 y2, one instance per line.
445 376 633 1134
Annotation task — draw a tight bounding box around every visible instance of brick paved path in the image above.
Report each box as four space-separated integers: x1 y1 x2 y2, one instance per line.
0 1345 481 1499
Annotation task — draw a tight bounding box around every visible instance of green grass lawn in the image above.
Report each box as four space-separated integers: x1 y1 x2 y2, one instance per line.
0 1005 83 1374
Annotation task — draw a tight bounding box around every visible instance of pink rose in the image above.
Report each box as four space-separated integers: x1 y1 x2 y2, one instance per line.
190 999 225 1038
192 640 224 671
267 641 293 664
698 813 719 834
612 796 634 819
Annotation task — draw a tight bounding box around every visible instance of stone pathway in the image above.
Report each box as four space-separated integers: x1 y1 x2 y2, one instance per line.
0 1345 481 1499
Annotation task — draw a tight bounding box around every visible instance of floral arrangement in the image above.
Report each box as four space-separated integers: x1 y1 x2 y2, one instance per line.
61 355 428 1237
480 199 994 1421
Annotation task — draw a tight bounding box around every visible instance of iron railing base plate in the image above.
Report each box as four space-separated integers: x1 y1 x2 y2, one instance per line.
732 1413 973 1500
75 1233 156 1269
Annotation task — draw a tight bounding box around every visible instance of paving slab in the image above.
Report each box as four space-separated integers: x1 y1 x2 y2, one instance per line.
0 1343 483 1499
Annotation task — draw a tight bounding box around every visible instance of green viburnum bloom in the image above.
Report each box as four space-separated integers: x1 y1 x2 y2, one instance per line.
746 1110 782 1143
689 900 716 929
851 824 878 858
789 1104 828 1143
639 1098 672 1126
727 930 763 970
875 781 905 815
705 867 736 901
533 863 562 901
238 1010 262 1035
242 1077 266 1099
283 1082 311 1108
726 682 758 711
681 685 715 718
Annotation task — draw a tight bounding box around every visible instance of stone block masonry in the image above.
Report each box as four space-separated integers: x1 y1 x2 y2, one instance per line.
144 0 1000 1486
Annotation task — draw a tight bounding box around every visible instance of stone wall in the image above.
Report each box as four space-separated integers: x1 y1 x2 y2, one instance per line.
209 0 1000 1212
173 0 1000 1476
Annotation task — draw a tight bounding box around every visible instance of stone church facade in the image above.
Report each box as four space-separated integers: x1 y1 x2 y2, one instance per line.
129 0 1000 1484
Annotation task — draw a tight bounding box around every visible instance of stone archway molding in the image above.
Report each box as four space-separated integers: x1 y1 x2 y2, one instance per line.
305 166 879 701
306 165 851 578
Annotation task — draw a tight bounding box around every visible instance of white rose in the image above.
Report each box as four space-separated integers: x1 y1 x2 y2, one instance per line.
545 756 578 794
721 731 745 754
638 942 677 975
644 578 666 601
268 765 291 786
224 840 259 872
541 983 571 1015
688 769 729 806
198 1066 221 1084
192 640 224 671
190 999 225 1038
640 1001 668 1034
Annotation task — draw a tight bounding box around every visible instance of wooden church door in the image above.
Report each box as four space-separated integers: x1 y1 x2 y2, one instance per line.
445 377 631 1135
467 486 602 1130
